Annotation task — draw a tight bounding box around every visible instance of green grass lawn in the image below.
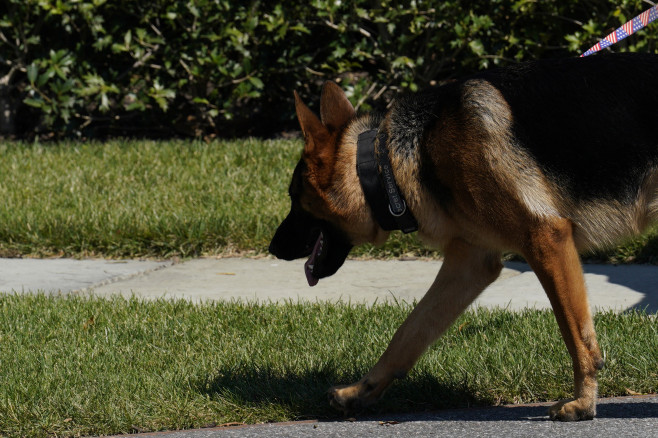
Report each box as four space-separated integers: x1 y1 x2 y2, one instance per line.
0 139 434 259
0 294 656 437
1 139 657 261
0 139 294 258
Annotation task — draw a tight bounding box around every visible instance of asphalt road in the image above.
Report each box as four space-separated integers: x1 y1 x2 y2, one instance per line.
122 395 658 438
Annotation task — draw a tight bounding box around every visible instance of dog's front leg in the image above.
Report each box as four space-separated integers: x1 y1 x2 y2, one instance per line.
523 218 604 421
328 239 502 414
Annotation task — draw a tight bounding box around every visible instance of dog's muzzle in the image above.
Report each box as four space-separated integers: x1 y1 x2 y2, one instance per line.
269 209 352 286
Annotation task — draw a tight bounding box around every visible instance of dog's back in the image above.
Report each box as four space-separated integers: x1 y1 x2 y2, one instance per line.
483 53 658 201
394 53 658 251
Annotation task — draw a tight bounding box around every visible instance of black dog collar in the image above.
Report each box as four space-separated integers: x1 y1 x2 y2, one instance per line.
356 129 418 234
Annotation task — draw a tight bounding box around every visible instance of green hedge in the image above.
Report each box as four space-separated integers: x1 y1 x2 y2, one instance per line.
1 0 657 139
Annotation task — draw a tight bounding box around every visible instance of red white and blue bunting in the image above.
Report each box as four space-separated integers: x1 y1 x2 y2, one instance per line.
581 5 658 56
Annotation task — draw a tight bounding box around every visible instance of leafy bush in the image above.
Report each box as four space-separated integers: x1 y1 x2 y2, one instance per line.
1 0 656 139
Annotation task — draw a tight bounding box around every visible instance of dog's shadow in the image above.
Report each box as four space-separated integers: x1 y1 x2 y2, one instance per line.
367 398 658 423
196 366 657 422
595 399 658 419
195 366 490 420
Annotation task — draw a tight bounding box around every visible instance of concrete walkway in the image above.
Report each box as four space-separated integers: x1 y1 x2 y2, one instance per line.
1 257 657 312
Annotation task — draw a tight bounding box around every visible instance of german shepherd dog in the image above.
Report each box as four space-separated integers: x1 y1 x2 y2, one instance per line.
269 53 658 421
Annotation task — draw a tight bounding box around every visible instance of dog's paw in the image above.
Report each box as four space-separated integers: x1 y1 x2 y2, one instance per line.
548 398 596 421
327 379 380 415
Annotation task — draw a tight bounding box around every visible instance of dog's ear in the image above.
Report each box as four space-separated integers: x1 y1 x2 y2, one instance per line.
320 81 355 131
294 89 338 187
295 90 330 153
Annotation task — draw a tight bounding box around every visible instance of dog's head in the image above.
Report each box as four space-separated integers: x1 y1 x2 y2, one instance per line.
269 82 386 286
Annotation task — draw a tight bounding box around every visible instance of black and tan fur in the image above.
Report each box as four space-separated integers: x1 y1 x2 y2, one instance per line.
269 53 658 421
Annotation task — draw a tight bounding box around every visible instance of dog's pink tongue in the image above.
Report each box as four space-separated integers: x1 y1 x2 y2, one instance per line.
304 233 323 287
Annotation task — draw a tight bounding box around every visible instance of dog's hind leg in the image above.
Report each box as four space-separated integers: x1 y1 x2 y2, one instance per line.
523 217 604 421
328 238 502 414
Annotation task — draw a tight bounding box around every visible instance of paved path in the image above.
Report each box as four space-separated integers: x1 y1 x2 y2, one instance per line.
0 257 170 294
1 257 657 312
122 395 658 438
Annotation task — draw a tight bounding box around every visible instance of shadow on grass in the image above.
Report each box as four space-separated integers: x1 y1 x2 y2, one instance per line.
194 366 658 422
193 366 492 420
